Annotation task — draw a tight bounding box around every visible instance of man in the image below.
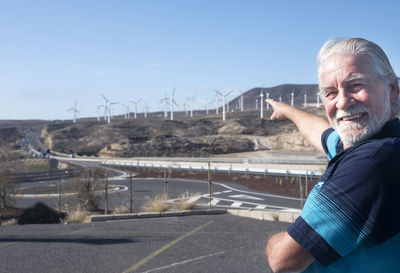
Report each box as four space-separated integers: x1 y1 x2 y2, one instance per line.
265 38 400 273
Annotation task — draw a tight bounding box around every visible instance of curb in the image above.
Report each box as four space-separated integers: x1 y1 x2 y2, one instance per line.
227 209 300 223
90 209 227 222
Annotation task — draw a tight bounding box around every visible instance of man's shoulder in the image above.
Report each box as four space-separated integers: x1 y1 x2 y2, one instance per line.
341 137 400 171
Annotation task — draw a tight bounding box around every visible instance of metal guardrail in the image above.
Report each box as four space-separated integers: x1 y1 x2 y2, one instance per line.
9 169 83 183
101 160 323 177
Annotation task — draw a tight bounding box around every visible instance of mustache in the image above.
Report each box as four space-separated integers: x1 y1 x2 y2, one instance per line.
335 104 370 120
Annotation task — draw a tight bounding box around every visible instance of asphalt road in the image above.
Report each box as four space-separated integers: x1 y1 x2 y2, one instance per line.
13 175 301 213
0 214 289 273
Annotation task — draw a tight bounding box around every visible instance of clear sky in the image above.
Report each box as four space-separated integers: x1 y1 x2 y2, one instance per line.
1 0 399 120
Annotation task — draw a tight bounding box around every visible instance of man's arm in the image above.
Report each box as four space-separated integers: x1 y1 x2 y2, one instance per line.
266 99 330 154
266 231 315 273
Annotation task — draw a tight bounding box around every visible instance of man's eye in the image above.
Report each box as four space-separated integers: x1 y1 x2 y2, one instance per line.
350 83 365 91
324 90 337 98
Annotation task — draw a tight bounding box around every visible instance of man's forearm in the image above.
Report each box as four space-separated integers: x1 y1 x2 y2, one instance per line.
266 232 315 273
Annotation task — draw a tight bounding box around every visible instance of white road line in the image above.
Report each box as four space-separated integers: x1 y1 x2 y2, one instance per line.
211 199 220 206
213 192 222 195
201 195 300 212
222 190 232 193
138 251 226 273
255 205 267 209
231 202 242 208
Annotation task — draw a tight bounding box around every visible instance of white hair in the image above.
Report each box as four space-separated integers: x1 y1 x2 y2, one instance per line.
317 38 400 117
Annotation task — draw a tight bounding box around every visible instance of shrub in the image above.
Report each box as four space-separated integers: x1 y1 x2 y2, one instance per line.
141 194 168 212
177 191 201 210
63 203 89 223
113 203 131 214
18 202 66 225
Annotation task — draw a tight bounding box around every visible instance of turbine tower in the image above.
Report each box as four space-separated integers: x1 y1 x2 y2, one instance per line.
102 94 118 124
129 98 142 119
260 88 264 119
66 101 79 123
215 89 233 121
240 90 244 112
169 87 178 121
304 93 307 107
160 94 169 118
122 104 130 119
96 105 103 121
291 91 294 107
266 93 270 110
186 97 196 117
215 95 220 114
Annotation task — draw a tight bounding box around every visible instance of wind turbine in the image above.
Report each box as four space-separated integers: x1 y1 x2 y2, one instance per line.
215 95 220 115
240 90 244 112
96 105 104 121
266 93 270 110
169 87 178 121
204 98 214 115
160 94 169 118
129 98 142 119
304 93 307 107
260 88 264 119
291 91 294 107
143 103 150 118
102 94 118 124
122 103 130 119
215 89 233 121
67 101 79 123
186 97 196 117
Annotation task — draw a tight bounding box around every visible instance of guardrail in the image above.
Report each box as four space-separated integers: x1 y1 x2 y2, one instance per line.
9 169 83 183
101 160 323 177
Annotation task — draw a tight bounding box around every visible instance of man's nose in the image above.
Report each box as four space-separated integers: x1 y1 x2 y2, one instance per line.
336 90 355 110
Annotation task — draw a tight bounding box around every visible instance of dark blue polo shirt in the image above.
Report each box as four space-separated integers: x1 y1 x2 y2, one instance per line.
288 118 400 272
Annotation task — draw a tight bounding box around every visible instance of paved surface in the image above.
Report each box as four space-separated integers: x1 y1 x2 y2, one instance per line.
0 214 289 273
13 176 302 213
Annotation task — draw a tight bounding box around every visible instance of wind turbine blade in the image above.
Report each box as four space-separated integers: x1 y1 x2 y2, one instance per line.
172 87 176 97
137 98 142 104
173 101 179 107
215 89 222 96
101 94 108 102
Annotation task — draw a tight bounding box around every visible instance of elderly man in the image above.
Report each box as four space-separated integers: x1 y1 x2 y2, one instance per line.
266 38 400 273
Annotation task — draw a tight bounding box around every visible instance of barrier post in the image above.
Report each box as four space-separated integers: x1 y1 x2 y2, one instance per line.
208 162 212 209
104 171 109 215
129 172 133 213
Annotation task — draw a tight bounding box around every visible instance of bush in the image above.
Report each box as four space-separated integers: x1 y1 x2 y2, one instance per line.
63 203 89 223
18 202 66 225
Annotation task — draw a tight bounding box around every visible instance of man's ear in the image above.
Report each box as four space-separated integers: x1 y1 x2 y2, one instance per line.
389 78 400 103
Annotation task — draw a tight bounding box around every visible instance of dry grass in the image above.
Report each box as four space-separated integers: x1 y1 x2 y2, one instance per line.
177 191 201 210
63 204 90 223
113 203 131 214
141 194 168 212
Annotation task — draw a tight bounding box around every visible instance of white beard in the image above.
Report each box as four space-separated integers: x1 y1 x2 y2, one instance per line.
332 96 391 147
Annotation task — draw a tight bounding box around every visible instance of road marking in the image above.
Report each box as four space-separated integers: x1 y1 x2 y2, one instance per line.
231 202 242 208
138 251 226 273
211 199 220 206
222 190 232 193
228 194 264 201
255 205 267 209
122 221 213 273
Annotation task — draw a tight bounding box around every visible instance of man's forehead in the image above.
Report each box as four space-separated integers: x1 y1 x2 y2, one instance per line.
320 54 374 84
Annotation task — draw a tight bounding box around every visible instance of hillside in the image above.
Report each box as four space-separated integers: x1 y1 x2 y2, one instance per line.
1 84 326 159
41 106 326 158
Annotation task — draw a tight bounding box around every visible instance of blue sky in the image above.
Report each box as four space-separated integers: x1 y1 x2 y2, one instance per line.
1 0 399 120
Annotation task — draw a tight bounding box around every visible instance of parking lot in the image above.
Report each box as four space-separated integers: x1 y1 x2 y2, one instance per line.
0 214 289 273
